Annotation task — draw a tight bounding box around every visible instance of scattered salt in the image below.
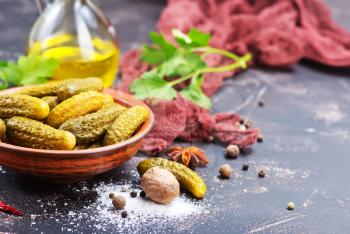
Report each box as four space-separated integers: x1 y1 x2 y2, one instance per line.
95 183 203 218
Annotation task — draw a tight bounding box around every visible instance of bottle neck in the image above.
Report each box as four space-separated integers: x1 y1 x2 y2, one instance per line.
36 0 90 13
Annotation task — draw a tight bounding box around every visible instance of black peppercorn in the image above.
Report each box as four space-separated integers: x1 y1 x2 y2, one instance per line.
258 170 265 178
140 191 146 198
109 193 115 199
242 164 249 171
239 118 245 125
130 191 137 198
257 134 264 143
121 211 128 218
258 99 264 107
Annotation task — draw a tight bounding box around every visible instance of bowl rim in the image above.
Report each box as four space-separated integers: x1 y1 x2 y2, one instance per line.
0 87 154 155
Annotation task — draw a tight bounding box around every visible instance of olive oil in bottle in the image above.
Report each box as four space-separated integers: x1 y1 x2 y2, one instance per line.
28 0 120 87
29 35 119 87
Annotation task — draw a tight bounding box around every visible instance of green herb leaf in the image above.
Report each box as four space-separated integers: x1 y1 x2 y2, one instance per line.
180 75 211 109
172 28 211 48
0 61 8 68
149 32 176 59
141 45 167 65
0 53 59 90
130 71 177 100
17 53 59 86
157 50 206 78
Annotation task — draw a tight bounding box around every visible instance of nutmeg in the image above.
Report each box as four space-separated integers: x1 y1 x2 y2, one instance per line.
141 167 180 204
112 195 126 210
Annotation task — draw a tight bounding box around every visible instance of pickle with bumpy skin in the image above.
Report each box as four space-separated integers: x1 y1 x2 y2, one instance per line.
6 116 76 150
41 96 60 110
0 119 5 140
103 105 148 146
137 158 207 199
57 78 104 101
15 81 63 97
46 91 105 128
102 94 114 106
60 104 126 144
0 94 50 119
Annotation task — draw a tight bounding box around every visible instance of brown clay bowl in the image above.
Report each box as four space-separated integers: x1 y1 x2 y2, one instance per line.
0 88 154 183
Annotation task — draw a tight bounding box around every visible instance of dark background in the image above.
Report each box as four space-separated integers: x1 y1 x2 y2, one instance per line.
1 0 350 233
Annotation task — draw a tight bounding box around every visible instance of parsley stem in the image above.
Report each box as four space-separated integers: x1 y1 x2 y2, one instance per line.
202 53 252 73
191 47 241 61
192 47 252 69
168 71 200 86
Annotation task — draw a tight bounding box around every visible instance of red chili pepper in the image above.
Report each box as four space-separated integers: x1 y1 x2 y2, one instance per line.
0 201 24 216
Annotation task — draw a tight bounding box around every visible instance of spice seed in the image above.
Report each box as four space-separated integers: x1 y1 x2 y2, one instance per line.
219 164 232 178
140 191 146 198
242 164 249 171
287 202 295 210
239 118 245 125
258 170 265 178
130 191 137 198
226 144 240 158
109 193 115 199
121 211 128 218
257 134 264 143
258 100 264 107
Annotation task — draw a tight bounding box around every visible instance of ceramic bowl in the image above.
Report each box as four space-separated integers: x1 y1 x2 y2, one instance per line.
0 88 154 183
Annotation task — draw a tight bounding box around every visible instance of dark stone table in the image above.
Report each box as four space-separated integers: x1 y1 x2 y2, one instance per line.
1 0 350 233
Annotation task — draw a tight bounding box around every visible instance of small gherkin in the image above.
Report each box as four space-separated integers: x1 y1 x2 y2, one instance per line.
0 94 50 120
6 116 76 150
15 81 64 97
0 119 5 140
103 105 149 146
46 91 106 128
60 104 126 145
57 77 104 101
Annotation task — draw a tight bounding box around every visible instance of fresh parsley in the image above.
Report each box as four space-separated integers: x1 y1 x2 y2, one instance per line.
130 28 252 109
0 53 59 90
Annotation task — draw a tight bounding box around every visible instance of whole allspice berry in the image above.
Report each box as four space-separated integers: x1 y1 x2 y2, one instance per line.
226 145 240 158
141 167 180 204
219 164 233 178
112 195 126 210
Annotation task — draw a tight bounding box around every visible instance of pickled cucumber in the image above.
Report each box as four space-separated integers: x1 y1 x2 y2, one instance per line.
16 81 63 97
0 94 50 119
102 94 114 106
0 119 5 140
41 96 60 110
60 104 126 144
103 105 149 146
6 116 76 150
46 91 105 128
137 158 207 199
57 78 104 101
